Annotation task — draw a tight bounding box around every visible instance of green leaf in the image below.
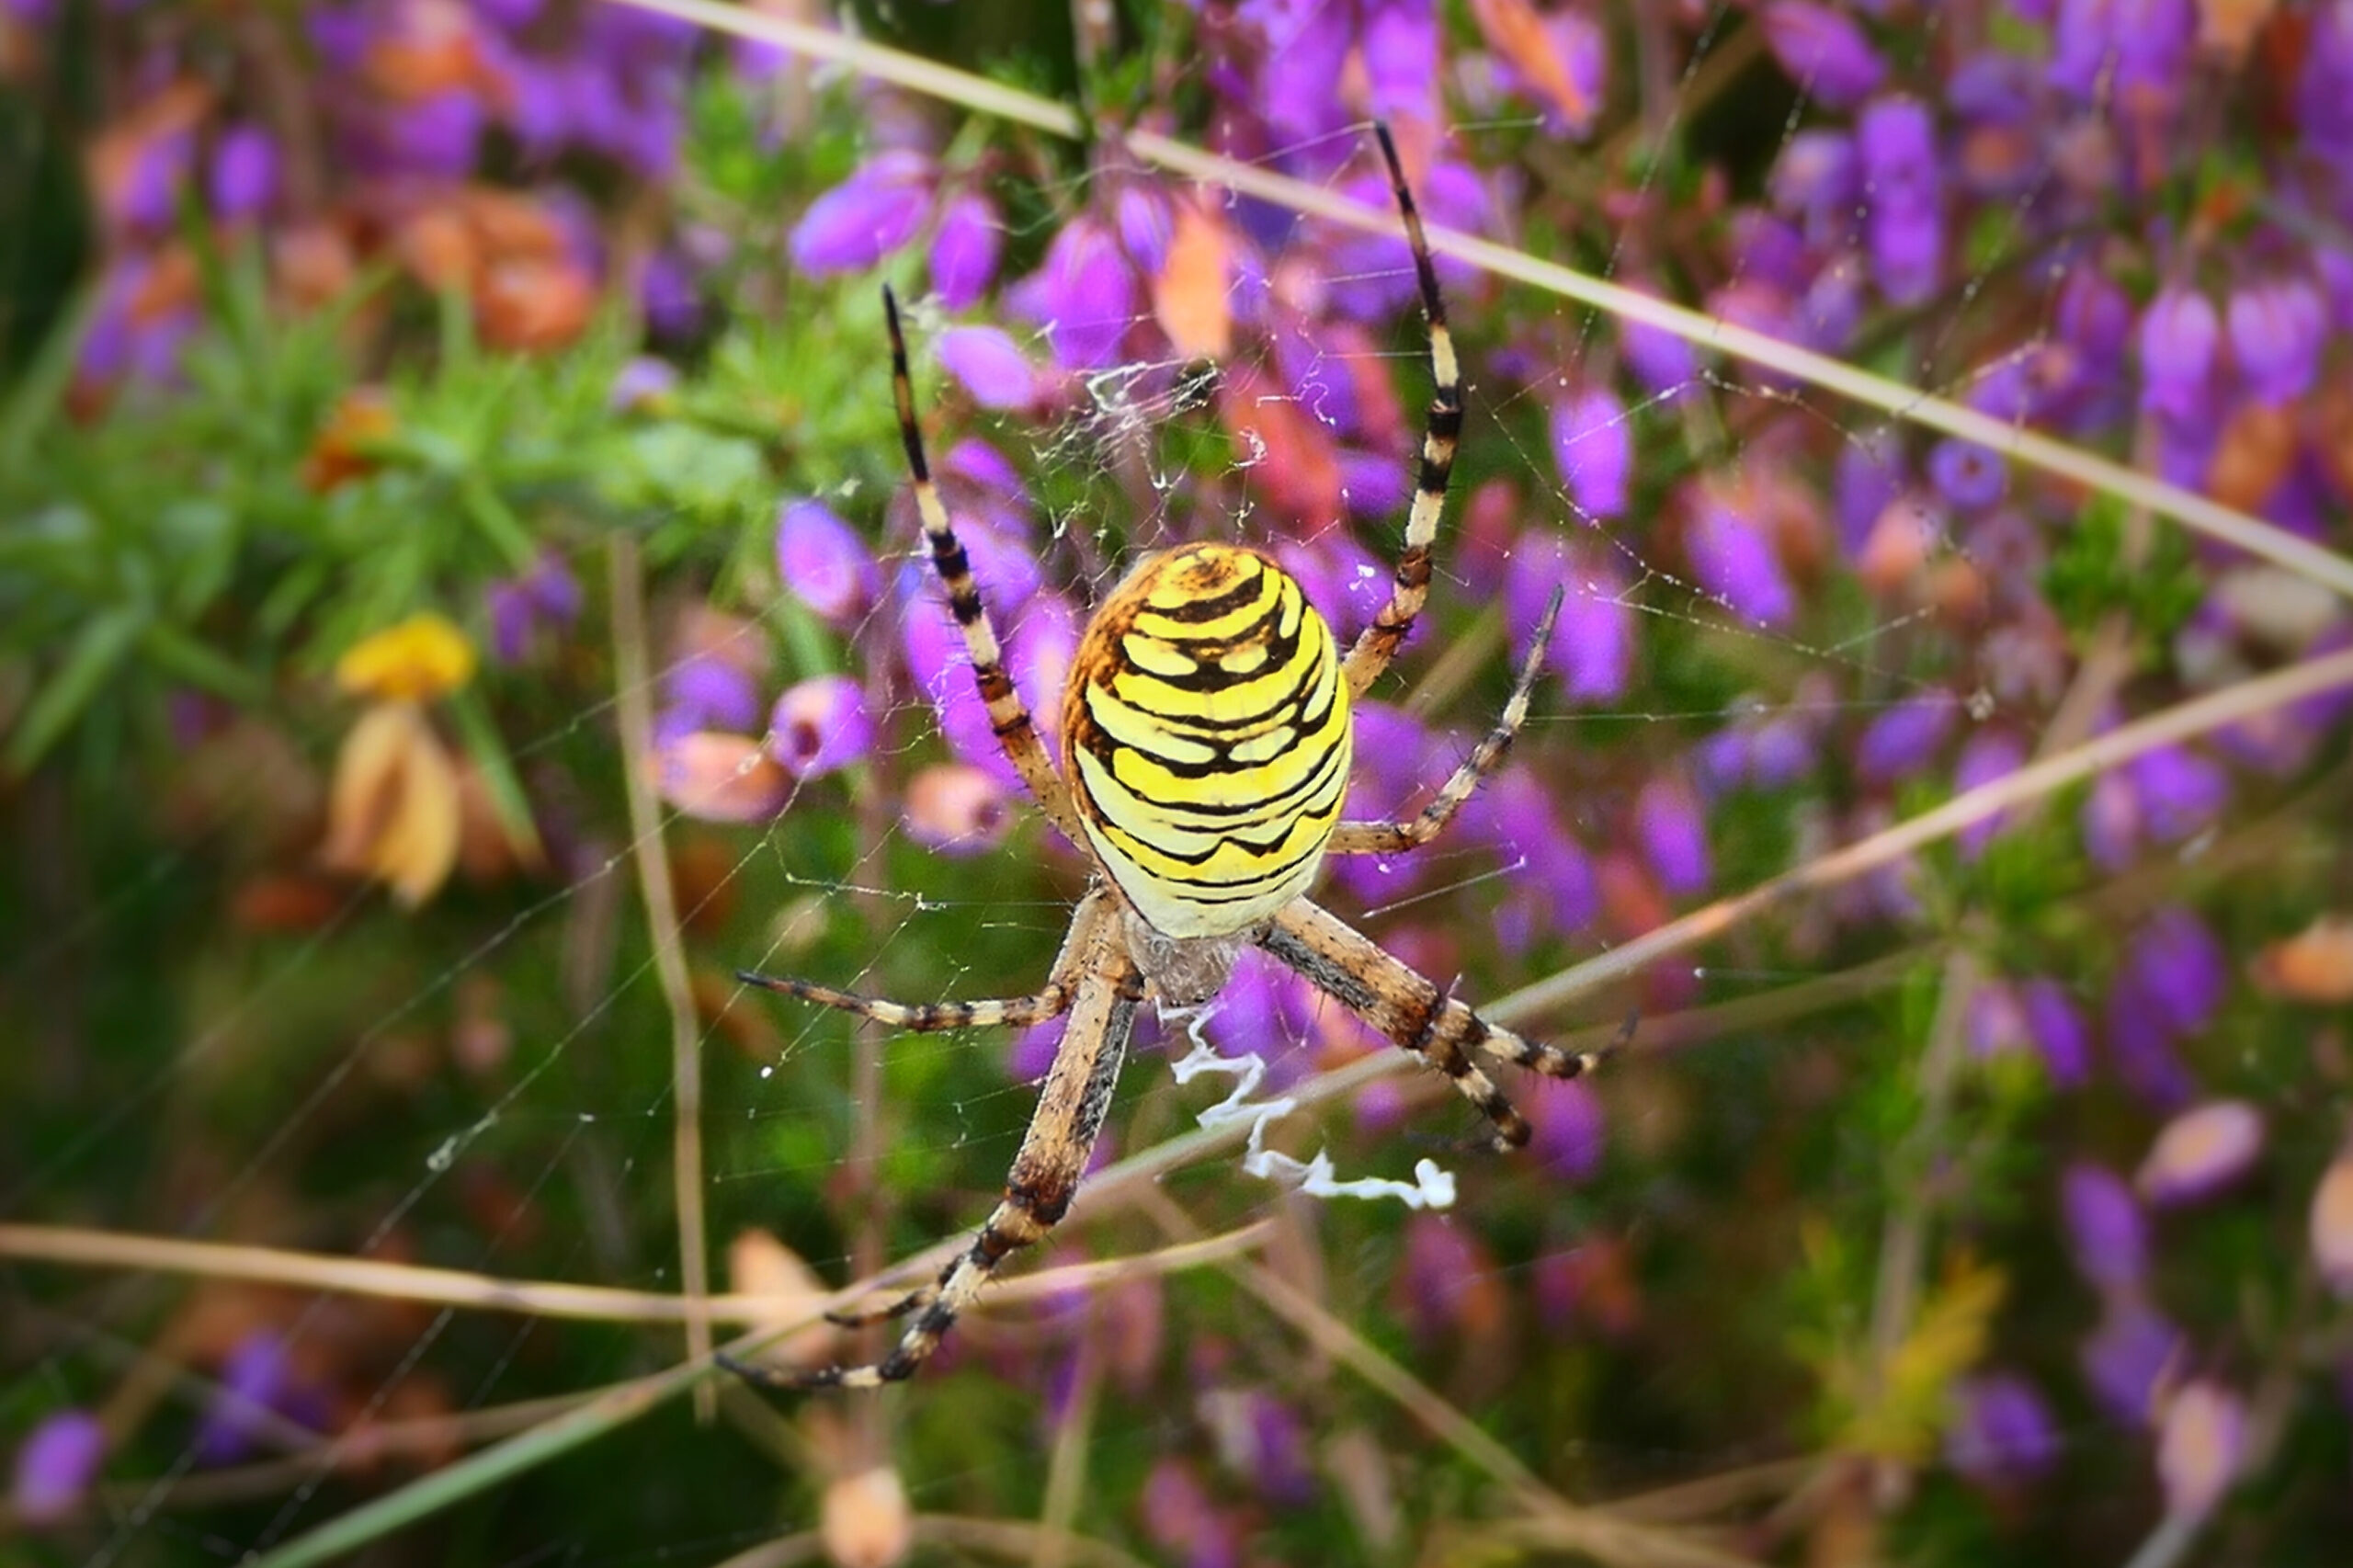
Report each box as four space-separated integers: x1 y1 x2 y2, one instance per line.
5 604 143 774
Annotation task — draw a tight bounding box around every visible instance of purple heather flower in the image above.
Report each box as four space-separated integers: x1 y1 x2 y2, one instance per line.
195 1329 317 1465
1949 50 2038 125
1139 1458 1241 1568
1686 498 1795 628
11 1409 105 1526
663 654 763 736
1393 1214 1495 1346
2019 977 2093 1086
1622 313 1701 399
1966 981 2030 1062
936 325 1037 410
1552 384 1632 519
1856 693 1959 786
640 248 700 341
1857 95 1942 305
2124 907 2229 1035
929 191 1001 310
1228 1392 1314 1506
1114 185 1175 276
2063 1163 2148 1291
1835 429 1905 558
902 762 1012 858
775 500 881 630
2300 2 2353 155
1946 1373 2061 1486
383 89 483 181
2083 1295 2182 1425
209 123 278 221
1927 438 2006 511
790 150 934 276
1505 535 1634 704
2138 1099 2264 1208
1769 130 1860 247
1471 768 1598 935
2226 278 2325 406
767 676 874 778
2138 286 2218 420
2157 1381 2245 1520
1526 1076 1606 1184
1760 3 1886 108
1207 951 1317 1088
1008 216 1135 370
2082 767 2143 871
2104 978 2199 1111
1635 773 1711 897
485 551 581 662
1953 729 2027 858
2051 0 2194 99
2127 744 2229 844
1365 3 1441 123
609 355 680 413
902 573 1069 790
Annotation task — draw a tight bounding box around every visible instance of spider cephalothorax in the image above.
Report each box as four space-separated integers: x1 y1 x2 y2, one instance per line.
730 126 1600 1392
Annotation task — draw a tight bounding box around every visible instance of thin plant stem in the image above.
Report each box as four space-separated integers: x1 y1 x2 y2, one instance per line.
608 532 717 1420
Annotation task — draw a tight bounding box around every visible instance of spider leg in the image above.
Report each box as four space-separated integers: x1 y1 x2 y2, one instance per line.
1256 897 1605 1153
1329 584 1563 856
1341 122 1461 699
886 285 1087 846
735 973 1074 1034
729 892 1139 1391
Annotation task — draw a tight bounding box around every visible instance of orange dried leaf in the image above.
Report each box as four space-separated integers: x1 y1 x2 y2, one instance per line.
322 701 462 907
1153 201 1233 360
2253 915 2353 1003
1469 0 1593 130
302 388 399 493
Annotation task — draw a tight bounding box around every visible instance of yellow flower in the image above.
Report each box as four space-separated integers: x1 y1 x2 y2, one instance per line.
335 614 477 703
321 701 461 907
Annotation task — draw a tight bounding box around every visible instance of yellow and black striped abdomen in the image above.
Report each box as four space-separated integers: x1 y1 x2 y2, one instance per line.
1062 544 1351 940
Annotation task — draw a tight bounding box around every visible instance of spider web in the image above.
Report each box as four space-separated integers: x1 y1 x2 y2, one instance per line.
6 3 2344 1565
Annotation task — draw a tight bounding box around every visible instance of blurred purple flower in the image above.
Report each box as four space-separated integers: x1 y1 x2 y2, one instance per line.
2127 744 2228 844
195 1329 318 1465
1008 216 1135 370
1228 1391 1315 1506
664 655 762 735
2226 277 2325 406
1835 430 1906 557
1393 1214 1493 1346
1760 3 1886 108
767 676 874 778
1769 130 1859 246
1953 729 2027 858
485 551 582 663
1552 384 1631 518
1506 534 1633 703
209 123 278 221
2052 0 2195 100
609 356 680 413
1365 2 1441 123
776 500 881 630
2124 907 2229 1035
1686 499 1795 627
1526 1076 1606 1184
1635 773 1711 897
2104 978 2199 1111
1139 1458 1241 1568
1857 95 1942 305
1856 694 1959 786
1470 769 1597 934
381 89 483 181
790 150 934 276
1621 309 1701 400
2063 1163 2147 1291
2083 1295 2181 1425
2138 1099 2264 1208
641 248 701 341
2019 977 2093 1086
1946 1373 2061 1486
2138 286 2218 420
903 762 1012 858
12 1409 105 1526
1927 438 2006 511
2082 766 2143 871
929 191 1001 310
1114 185 1174 275
936 325 1037 409
2158 1381 2245 1520
1206 950 1318 1088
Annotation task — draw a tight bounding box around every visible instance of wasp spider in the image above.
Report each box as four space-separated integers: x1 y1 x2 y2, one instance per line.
731 127 1600 1391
